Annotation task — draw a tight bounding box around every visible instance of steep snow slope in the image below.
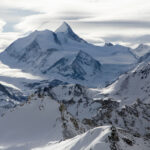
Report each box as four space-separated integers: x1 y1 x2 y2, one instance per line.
131 44 150 63
33 126 150 150
55 22 87 44
32 83 102 121
31 84 150 150
138 52 150 63
0 82 26 112
133 44 150 57
33 126 111 150
0 82 150 150
45 50 101 80
0 93 86 150
0 98 62 150
33 84 150 136
100 62 150 105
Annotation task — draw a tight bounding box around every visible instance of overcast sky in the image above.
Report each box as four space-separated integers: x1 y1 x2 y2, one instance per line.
0 0 150 51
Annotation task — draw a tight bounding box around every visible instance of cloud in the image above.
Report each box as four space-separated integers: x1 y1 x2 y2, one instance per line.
103 34 150 45
1 0 150 21
12 17 150 48
14 14 58 32
77 20 150 29
0 8 41 32
0 32 21 52
57 11 93 21
0 19 6 32
1 0 150 49
14 10 94 33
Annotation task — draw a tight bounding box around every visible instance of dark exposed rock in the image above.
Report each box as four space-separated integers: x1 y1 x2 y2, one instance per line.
45 50 101 80
122 138 133 146
108 126 119 150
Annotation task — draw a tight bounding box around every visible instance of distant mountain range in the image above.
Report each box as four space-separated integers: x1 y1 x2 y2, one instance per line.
0 22 138 88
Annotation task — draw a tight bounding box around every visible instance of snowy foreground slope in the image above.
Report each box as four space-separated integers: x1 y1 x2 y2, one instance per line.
0 91 86 150
0 83 150 150
33 126 150 150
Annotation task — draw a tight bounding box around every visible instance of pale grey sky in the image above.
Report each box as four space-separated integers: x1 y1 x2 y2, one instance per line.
0 0 150 51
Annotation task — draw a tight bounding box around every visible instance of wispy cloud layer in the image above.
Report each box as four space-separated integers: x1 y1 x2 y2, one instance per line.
0 19 6 32
0 0 150 50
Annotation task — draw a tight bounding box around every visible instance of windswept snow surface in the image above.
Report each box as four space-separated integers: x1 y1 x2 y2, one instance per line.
0 81 150 150
55 22 71 33
32 126 150 150
0 97 63 150
100 62 150 105
33 126 111 150
133 44 150 57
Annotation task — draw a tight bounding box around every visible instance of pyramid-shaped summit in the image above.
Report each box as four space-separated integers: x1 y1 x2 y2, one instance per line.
55 21 72 33
55 22 87 43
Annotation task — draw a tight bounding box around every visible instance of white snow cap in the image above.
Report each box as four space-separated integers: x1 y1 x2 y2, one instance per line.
55 22 72 33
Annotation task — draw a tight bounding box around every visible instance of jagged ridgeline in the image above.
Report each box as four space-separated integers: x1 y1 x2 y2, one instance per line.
0 22 137 86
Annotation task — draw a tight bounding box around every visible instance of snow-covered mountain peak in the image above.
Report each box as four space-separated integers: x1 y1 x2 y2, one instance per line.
0 22 138 88
55 21 71 33
105 42 114 47
55 22 87 43
136 43 148 49
133 43 150 57
4 29 61 56
100 61 150 106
